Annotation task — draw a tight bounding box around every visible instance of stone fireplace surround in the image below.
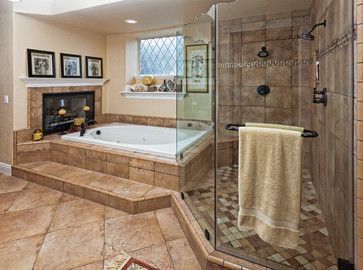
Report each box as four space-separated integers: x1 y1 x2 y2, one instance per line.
28 86 102 130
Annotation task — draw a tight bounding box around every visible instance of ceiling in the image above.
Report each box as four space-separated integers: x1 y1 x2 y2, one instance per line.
14 0 312 35
15 0 225 35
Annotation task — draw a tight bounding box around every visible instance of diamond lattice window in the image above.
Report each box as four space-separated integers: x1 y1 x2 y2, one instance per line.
139 35 184 76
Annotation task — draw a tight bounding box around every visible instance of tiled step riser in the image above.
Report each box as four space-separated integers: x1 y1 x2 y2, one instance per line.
12 166 170 214
50 143 184 191
15 139 214 192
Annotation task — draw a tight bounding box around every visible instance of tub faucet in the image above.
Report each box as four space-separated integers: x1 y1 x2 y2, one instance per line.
80 123 86 137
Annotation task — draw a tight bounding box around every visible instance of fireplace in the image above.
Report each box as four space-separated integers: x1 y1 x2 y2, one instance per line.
42 91 95 134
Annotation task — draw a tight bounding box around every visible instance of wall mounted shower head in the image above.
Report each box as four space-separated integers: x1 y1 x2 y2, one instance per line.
298 20 326 41
298 32 315 41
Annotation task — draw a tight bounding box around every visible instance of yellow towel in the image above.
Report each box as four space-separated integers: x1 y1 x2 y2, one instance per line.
238 127 303 249
245 122 304 133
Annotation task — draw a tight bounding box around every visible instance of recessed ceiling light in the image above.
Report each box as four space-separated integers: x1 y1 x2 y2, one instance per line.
125 19 138 24
9 0 22 2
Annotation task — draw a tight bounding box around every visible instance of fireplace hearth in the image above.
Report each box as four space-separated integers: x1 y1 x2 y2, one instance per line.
42 91 95 134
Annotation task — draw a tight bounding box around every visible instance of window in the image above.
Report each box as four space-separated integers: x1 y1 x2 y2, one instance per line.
139 35 184 76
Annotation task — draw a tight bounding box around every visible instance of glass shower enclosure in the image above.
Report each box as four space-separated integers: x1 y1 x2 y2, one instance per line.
177 0 355 269
176 6 216 243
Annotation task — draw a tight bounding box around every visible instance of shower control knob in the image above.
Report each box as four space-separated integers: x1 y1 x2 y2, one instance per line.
256 85 270 96
312 88 328 107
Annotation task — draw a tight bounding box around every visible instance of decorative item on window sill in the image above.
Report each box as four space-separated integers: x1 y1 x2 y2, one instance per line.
130 84 148 92
141 76 155 87
158 80 169 92
128 77 178 93
147 86 158 92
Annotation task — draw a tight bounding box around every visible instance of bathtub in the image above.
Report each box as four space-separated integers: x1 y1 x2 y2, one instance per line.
61 123 211 158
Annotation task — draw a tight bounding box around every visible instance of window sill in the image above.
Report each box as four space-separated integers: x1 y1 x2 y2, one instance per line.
120 91 186 100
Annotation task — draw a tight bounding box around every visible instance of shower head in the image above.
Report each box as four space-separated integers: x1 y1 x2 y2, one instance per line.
298 20 326 41
298 32 315 41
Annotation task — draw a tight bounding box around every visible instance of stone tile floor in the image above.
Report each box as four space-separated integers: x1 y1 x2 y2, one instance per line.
185 164 338 270
0 173 201 270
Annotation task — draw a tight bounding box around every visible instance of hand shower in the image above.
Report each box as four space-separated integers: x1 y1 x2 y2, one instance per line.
298 20 326 41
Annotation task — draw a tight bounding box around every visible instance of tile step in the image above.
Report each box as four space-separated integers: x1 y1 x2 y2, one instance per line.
12 161 173 214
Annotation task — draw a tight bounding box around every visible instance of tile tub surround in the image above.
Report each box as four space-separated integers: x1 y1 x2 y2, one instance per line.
0 173 201 270
102 113 177 128
13 131 214 192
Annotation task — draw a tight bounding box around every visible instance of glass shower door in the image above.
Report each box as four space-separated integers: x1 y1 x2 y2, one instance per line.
215 0 354 269
176 6 217 245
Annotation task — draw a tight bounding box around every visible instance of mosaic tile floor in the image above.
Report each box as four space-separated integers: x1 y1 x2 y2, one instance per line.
185 164 338 270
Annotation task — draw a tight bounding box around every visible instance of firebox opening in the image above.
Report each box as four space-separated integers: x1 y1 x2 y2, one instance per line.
42 91 95 135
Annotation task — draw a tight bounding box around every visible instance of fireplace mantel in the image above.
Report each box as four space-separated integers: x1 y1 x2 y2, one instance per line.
20 77 109 88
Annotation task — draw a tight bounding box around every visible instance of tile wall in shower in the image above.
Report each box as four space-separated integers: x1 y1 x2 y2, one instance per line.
217 10 312 142
307 0 354 261
217 10 312 168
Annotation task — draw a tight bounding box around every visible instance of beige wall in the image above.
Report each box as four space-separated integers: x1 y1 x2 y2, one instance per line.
0 1 14 165
105 23 213 120
12 15 214 128
13 14 107 130
105 30 178 118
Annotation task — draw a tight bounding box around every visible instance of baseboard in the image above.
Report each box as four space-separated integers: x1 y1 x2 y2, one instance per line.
0 162 12 175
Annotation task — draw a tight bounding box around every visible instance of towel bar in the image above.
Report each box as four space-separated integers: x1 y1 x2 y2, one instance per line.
225 123 319 138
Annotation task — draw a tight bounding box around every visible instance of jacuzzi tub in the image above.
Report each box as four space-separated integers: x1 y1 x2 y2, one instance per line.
61 123 211 158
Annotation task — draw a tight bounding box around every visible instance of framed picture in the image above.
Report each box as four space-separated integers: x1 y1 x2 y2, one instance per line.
86 56 103 78
61 53 82 78
27 49 56 78
186 44 209 93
